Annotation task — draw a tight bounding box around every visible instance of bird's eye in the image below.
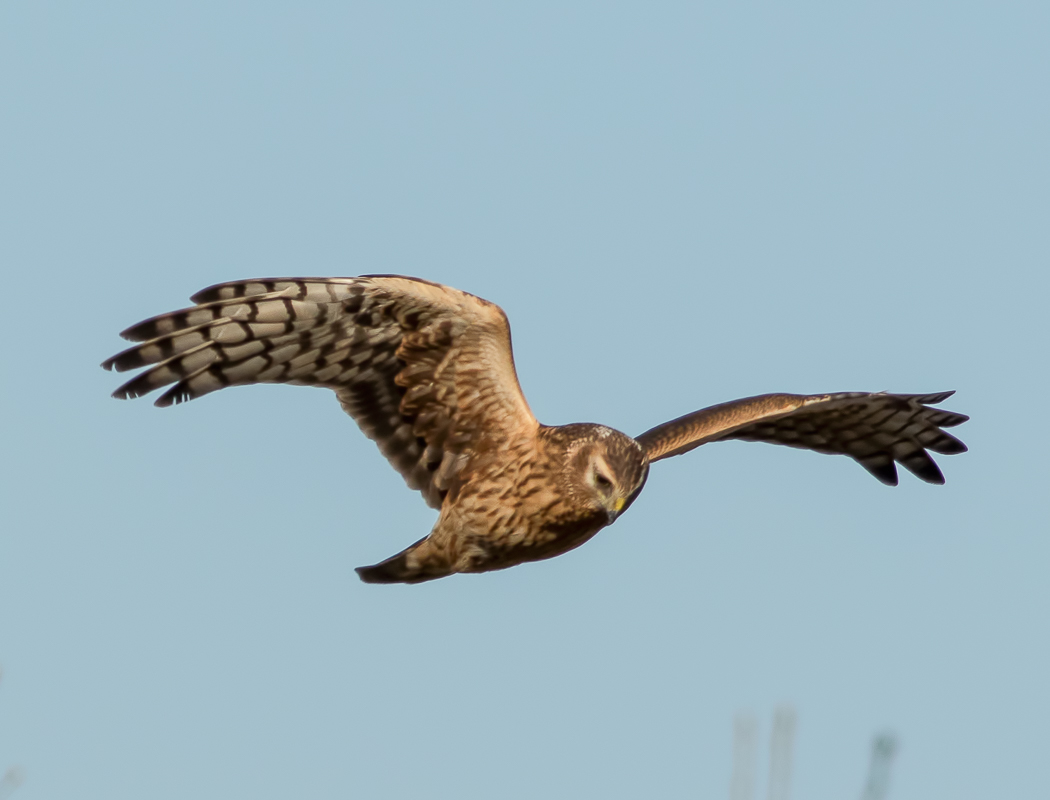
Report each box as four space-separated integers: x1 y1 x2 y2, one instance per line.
595 473 613 491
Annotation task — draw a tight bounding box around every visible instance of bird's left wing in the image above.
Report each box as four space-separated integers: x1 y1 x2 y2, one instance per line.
635 391 968 485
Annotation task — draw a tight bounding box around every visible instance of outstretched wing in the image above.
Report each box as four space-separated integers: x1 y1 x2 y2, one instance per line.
635 391 968 486
103 275 538 508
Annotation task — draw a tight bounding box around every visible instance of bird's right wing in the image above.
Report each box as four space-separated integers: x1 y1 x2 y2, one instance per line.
634 391 968 485
102 275 538 508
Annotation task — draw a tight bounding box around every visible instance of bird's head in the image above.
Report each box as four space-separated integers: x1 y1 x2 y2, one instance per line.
558 424 649 524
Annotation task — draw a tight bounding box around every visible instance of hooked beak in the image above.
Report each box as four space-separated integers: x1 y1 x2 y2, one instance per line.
606 496 627 524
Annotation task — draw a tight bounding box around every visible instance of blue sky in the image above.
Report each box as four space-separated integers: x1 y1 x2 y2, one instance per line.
1 2 1047 798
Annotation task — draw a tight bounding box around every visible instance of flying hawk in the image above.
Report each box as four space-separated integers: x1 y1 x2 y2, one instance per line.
103 276 968 583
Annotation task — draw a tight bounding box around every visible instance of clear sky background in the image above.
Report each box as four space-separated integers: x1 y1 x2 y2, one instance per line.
1 2 1047 799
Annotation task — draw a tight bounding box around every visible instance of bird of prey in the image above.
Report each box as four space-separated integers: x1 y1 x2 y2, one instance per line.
103 276 968 584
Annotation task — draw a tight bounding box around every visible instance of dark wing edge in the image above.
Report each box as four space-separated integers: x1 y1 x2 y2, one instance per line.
635 391 968 486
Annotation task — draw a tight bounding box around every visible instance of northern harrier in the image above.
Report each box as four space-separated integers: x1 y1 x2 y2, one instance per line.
103 276 968 583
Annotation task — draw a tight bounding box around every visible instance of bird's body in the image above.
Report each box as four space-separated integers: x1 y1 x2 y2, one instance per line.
368 425 645 583
104 276 967 583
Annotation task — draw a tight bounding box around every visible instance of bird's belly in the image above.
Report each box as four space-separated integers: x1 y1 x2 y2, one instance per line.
449 495 608 573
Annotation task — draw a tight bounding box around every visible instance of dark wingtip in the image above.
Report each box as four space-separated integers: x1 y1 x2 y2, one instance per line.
155 383 194 407
118 320 154 342
939 439 968 455
915 457 949 482
189 285 223 304
917 390 956 405
860 456 899 486
111 379 142 401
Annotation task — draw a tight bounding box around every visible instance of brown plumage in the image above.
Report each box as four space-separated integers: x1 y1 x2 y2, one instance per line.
103 276 968 583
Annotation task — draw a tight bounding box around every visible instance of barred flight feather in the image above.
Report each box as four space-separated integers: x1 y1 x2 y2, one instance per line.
636 390 968 486
103 276 537 510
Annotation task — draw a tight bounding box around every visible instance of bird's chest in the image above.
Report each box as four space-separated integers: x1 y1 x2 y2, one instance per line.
450 451 606 564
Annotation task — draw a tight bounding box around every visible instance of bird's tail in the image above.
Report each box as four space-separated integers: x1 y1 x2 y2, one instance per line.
355 537 453 584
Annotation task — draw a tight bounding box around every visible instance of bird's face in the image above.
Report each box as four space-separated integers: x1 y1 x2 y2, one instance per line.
569 428 649 525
